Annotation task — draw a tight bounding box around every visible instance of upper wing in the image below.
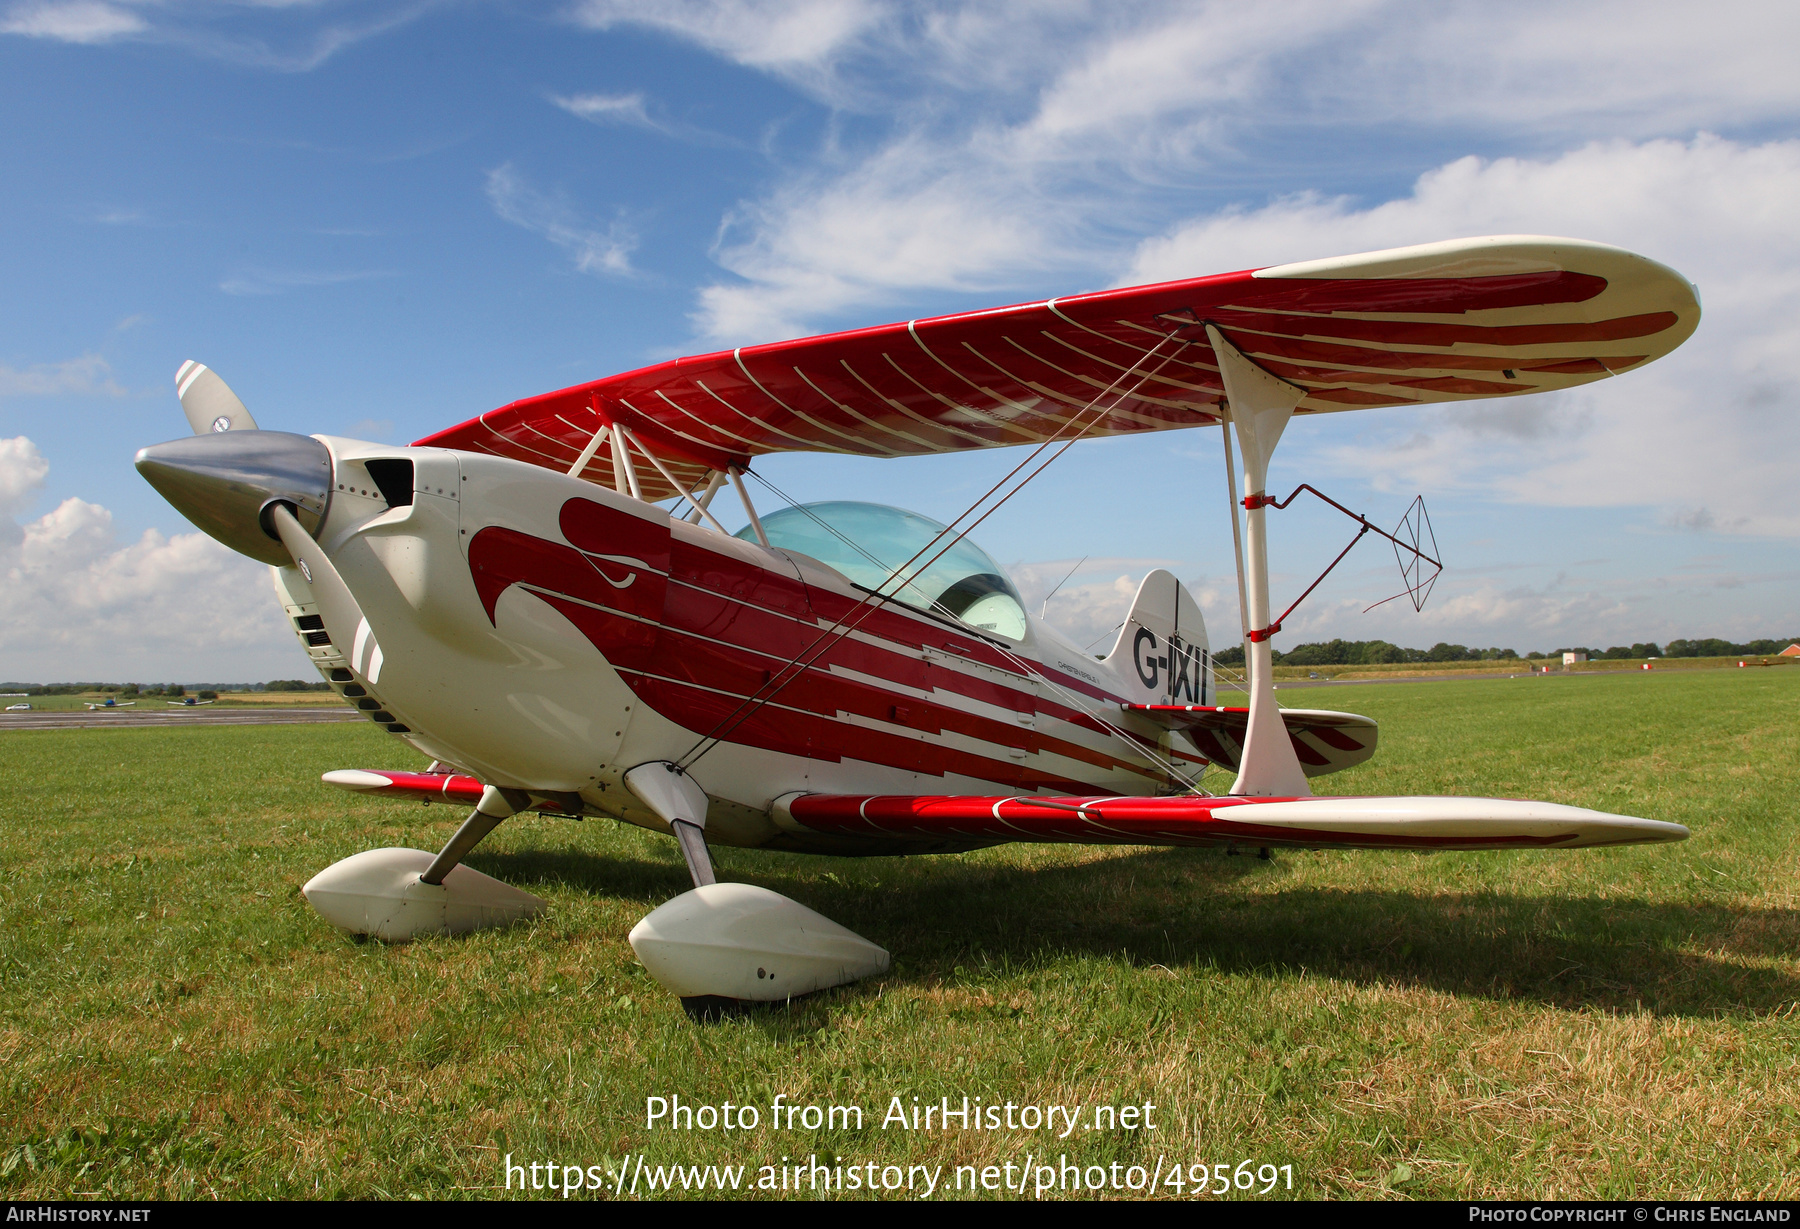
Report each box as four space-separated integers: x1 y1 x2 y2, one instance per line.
415 236 1699 499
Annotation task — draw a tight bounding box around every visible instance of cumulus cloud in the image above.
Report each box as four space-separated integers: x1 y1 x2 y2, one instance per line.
0 353 124 398
549 89 741 147
551 91 657 130
1012 558 1232 653
654 1 1800 133
217 266 396 296
580 2 1800 346
700 135 1101 341
566 0 885 88
1128 136 1800 537
1010 551 1794 656
1272 581 1634 647
0 0 430 70
485 164 636 277
0 0 144 42
0 436 51 523
0 437 294 679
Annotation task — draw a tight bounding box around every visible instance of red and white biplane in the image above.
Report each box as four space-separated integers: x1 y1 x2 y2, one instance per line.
137 236 1698 1012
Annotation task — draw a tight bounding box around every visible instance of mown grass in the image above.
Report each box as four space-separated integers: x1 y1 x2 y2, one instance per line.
1 667 1796 1200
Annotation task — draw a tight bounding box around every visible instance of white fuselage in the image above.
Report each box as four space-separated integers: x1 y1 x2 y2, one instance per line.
274 439 1214 850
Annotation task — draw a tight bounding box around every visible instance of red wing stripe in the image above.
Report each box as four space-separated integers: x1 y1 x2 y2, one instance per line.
905 326 1075 434
734 351 903 456
1038 331 1223 399
960 343 1207 431
837 360 995 449
647 389 771 454
1306 388 1415 406
882 349 1045 443
1243 270 1607 314
613 392 747 458
790 367 943 451
1202 306 1677 350
1307 725 1367 752
692 378 853 453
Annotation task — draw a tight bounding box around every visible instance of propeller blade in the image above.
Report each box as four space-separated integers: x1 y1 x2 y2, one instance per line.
268 502 386 685
176 361 258 435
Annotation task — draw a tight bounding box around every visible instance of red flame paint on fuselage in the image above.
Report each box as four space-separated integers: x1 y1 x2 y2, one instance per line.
467 497 1177 794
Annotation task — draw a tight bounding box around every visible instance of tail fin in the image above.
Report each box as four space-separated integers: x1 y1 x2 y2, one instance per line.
1101 569 1212 706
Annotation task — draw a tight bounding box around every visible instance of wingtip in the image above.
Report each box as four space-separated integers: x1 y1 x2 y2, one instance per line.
322 769 397 792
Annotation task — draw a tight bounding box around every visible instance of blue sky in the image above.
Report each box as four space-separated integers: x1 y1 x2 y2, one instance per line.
3 1 1798 680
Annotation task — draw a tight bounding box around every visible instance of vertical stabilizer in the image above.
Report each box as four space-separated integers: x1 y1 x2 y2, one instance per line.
1102 569 1211 706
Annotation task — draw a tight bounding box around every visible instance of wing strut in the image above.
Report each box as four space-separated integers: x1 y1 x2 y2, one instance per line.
729 468 769 546
1207 326 1310 798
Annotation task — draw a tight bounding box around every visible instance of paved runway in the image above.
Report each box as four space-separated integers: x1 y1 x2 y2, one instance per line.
0 706 362 731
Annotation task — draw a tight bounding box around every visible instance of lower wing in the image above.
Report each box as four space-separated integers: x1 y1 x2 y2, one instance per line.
323 770 1685 852
775 793 1685 851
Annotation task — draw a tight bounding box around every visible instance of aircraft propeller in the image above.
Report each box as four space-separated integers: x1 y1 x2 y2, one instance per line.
136 361 332 570
175 360 258 435
139 362 384 675
266 502 385 684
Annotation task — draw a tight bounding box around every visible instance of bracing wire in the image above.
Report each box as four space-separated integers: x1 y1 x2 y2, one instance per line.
743 470 1214 794
1038 556 1088 618
676 341 1185 771
674 331 1203 784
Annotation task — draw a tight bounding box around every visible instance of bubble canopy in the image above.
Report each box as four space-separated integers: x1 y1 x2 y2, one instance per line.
736 501 1029 641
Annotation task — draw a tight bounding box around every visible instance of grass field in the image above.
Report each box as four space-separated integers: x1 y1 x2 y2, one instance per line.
2 667 1797 1200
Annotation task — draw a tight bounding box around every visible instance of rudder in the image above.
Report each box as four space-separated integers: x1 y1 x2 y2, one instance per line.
1101 569 1212 706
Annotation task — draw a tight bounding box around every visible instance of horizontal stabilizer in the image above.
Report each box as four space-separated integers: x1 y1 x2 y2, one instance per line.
777 792 1686 852
1126 704 1377 777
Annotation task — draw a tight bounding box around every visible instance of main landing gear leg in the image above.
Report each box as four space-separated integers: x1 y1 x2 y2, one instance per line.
423 785 530 883
1208 325 1312 800
670 821 717 888
301 783 546 942
623 769 889 1018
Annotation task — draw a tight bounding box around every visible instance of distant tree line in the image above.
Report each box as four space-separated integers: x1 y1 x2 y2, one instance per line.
1211 636 1799 667
7 636 1797 694
1661 637 1800 658
0 680 333 694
